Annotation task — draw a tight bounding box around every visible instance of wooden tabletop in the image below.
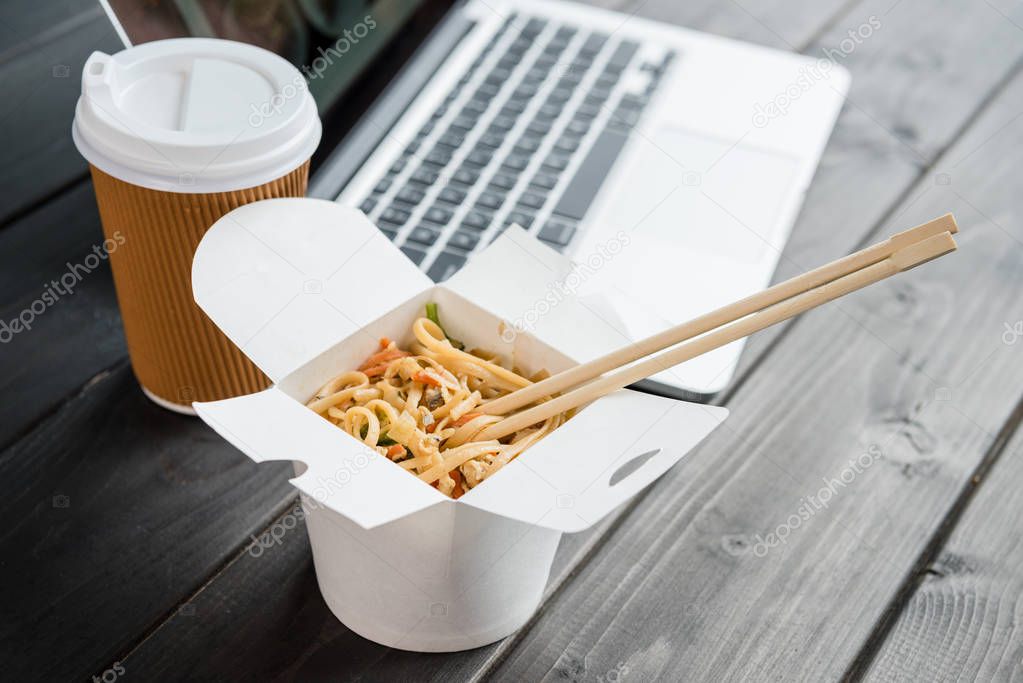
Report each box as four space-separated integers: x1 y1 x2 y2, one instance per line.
4 1 1023 681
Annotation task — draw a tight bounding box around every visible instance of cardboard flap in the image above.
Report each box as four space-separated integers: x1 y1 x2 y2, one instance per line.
192 198 432 382
461 391 728 532
444 227 622 364
194 387 446 529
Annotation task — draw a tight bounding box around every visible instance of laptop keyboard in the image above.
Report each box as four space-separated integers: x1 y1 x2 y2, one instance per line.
356 13 676 282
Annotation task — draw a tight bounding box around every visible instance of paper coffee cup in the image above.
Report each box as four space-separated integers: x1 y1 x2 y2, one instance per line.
72 38 321 412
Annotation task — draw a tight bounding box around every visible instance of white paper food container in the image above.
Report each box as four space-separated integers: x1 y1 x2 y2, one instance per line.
190 198 728 652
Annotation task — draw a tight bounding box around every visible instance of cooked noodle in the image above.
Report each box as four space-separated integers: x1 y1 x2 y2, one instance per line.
306 305 569 498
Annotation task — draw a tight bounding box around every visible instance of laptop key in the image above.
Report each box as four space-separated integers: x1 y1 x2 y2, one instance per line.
527 119 551 136
476 192 504 210
530 172 558 190
396 186 425 205
491 114 516 131
438 186 467 204
507 211 534 228
566 118 590 136
518 192 546 210
514 138 540 155
427 251 468 282
424 206 453 225
380 227 398 240
502 155 530 172
581 33 608 55
605 40 639 72
538 103 562 119
381 206 410 224
425 148 453 167
522 18 546 37
523 69 546 84
610 106 641 129
554 137 579 153
547 88 572 103
514 83 539 99
554 127 630 221
447 230 480 251
462 211 491 231
408 226 441 245
490 172 517 190
410 167 439 185
452 167 479 186
465 149 492 167
475 83 500 100
374 178 392 194
463 99 488 116
401 245 427 265
479 132 505 148
486 68 512 84
542 154 570 171
539 219 577 246
437 132 464 149
359 198 377 214
502 100 527 115
450 115 476 131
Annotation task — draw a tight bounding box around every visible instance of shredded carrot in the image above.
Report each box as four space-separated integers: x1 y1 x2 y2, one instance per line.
358 348 409 371
450 469 464 499
362 364 389 378
413 371 443 387
452 412 481 427
386 444 406 458
379 337 391 349
425 420 439 433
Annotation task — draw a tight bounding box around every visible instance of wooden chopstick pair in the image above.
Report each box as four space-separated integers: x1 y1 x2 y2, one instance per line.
476 214 959 441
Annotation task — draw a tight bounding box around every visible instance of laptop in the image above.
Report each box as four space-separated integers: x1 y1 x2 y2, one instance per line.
99 0 849 398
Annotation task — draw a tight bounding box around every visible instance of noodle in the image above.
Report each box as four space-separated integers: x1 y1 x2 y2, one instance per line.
306 304 570 498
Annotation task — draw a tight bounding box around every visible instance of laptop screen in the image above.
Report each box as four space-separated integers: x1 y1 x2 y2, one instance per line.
99 0 447 113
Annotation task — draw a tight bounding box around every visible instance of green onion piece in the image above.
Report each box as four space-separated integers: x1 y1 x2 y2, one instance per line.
424 302 464 350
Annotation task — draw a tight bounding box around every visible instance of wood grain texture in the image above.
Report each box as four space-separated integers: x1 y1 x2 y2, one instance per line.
866 415 1023 683
0 365 298 681
0 0 121 227
0 180 125 450
488 22 1023 682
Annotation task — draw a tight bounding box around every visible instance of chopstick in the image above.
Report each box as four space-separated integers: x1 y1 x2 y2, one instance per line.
476 225 958 441
480 213 958 418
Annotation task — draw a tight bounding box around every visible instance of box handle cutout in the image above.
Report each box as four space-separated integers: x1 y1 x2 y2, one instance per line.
609 449 661 486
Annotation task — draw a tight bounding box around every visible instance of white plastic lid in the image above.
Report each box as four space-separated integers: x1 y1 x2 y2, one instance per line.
72 38 321 193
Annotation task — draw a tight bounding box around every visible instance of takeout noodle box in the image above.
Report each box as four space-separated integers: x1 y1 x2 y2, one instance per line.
191 198 728 652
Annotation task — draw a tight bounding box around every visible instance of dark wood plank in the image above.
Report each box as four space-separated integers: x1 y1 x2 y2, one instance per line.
0 180 125 450
0 365 297 682
0 1 122 227
865 412 1023 681
486 15 1023 683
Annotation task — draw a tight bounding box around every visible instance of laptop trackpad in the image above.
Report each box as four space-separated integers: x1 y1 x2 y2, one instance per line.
604 126 802 263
